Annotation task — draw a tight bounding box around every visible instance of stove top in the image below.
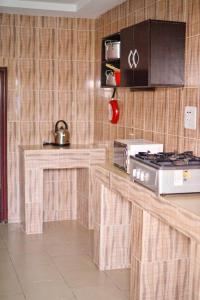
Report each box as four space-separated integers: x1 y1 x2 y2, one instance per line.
133 151 200 169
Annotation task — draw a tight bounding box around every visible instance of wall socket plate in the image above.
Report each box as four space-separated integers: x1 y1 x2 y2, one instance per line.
184 106 197 130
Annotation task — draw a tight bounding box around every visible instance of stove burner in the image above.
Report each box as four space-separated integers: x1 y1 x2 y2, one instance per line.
135 151 200 167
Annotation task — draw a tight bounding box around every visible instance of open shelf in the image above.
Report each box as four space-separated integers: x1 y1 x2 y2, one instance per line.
101 32 120 88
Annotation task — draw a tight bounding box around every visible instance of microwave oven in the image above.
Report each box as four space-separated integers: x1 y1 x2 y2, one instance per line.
113 139 163 173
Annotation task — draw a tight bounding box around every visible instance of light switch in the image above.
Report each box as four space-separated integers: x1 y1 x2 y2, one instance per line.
184 106 197 130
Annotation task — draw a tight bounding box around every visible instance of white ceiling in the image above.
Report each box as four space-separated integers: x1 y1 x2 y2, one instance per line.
0 0 126 18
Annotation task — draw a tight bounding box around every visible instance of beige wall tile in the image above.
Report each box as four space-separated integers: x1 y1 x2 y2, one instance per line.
38 91 58 121
153 89 167 133
58 29 77 60
186 0 200 37
58 91 76 122
0 13 15 26
38 16 57 28
19 122 39 145
15 14 38 27
185 36 200 87
20 90 39 121
18 59 39 90
18 27 39 59
39 60 57 90
57 17 77 30
7 90 20 121
0 26 17 58
58 60 76 91
155 0 169 20
166 89 183 136
39 28 57 59
38 121 54 143
76 62 94 90
77 31 95 61
7 122 20 152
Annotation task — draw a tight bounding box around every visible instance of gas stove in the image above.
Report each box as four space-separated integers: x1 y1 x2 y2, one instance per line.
130 151 200 195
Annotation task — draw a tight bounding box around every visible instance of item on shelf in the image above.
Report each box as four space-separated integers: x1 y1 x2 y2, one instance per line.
114 71 121 86
105 40 120 60
105 70 116 86
105 63 120 72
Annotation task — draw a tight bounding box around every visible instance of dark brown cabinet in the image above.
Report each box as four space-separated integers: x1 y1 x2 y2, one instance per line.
101 19 186 89
120 19 186 88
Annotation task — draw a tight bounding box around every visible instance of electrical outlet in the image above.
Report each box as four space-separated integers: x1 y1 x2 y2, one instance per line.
184 106 197 130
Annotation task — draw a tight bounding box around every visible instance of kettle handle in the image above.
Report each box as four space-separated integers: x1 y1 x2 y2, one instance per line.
55 120 68 131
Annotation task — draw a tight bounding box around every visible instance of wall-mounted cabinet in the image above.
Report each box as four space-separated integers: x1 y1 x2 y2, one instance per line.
101 19 186 89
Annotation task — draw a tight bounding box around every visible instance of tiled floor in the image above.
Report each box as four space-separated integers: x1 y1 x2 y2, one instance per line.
0 221 130 300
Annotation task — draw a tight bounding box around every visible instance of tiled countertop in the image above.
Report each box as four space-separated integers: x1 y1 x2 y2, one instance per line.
164 194 200 217
20 143 106 152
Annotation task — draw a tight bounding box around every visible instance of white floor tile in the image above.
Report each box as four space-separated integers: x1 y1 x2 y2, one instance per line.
24 281 76 300
11 251 52 268
0 238 6 248
16 263 63 285
52 254 96 272
0 248 12 263
73 285 128 300
105 269 130 291
0 273 22 294
62 268 112 288
0 293 25 300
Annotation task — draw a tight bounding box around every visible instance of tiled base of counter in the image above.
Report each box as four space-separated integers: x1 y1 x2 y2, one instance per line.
131 205 190 300
92 164 200 300
19 145 106 234
43 169 78 222
93 181 132 270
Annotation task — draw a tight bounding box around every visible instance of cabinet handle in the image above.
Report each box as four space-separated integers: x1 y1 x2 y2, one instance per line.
133 49 139 68
128 50 134 69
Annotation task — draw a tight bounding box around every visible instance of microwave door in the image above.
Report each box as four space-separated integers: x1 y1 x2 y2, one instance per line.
114 143 127 171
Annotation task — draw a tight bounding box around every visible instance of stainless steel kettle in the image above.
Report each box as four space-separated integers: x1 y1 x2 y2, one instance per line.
53 120 70 145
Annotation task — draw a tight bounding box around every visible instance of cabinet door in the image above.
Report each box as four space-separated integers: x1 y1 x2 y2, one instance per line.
120 25 134 87
150 20 185 86
132 21 149 87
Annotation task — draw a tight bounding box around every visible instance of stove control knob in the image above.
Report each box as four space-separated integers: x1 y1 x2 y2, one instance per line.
136 169 141 179
144 172 149 182
132 169 137 178
140 171 145 182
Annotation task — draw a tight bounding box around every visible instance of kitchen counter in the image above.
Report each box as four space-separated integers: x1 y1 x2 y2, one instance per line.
92 161 200 242
19 146 200 299
19 144 106 234
92 162 200 299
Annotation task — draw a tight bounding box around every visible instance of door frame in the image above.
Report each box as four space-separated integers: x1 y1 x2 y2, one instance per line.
0 67 8 222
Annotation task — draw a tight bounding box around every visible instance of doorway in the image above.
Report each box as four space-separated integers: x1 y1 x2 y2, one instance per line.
0 67 8 222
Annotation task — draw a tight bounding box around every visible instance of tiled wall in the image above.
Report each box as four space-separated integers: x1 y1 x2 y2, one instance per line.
0 13 95 222
2 0 200 222
94 0 200 157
